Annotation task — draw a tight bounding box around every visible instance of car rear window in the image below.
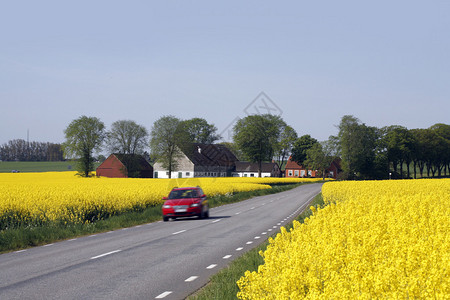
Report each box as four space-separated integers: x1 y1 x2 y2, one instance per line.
168 189 198 199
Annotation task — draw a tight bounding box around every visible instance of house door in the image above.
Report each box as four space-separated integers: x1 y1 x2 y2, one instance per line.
178 172 182 178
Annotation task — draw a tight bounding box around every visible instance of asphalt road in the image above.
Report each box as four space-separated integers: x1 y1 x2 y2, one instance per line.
0 183 322 300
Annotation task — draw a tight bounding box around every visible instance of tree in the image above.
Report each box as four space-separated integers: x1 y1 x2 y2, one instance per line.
177 118 221 155
383 125 416 179
106 120 149 155
150 115 185 179
304 141 335 179
178 118 221 144
410 128 430 178
233 114 281 177
63 116 105 177
429 123 450 177
0 140 63 161
105 120 149 177
274 125 297 170
333 115 378 179
291 134 318 167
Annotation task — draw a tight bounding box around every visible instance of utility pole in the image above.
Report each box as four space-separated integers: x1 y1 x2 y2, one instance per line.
27 129 30 161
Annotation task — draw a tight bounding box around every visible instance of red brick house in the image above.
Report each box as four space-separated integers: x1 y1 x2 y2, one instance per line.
285 156 318 178
96 154 153 178
284 156 341 179
325 158 342 179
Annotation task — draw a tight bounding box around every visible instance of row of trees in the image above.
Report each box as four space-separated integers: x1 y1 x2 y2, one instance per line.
231 114 450 180
5 114 447 180
331 115 450 179
62 116 222 177
0 140 63 161
61 114 296 178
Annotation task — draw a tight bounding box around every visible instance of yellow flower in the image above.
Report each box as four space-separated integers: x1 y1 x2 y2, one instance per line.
237 179 450 299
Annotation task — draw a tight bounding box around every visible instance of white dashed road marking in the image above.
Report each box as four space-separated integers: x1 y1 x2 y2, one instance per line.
223 255 232 259
155 291 172 299
90 250 121 260
172 230 186 235
185 276 198 282
206 264 217 269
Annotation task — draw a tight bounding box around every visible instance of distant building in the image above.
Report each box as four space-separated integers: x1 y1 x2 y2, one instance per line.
232 161 281 178
284 156 341 179
96 154 153 178
153 144 238 178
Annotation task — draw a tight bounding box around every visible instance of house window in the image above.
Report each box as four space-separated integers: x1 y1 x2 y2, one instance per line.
300 170 306 177
294 170 299 177
244 174 247 177
166 172 169 176
288 170 293 176
250 173 255 177
186 172 190 176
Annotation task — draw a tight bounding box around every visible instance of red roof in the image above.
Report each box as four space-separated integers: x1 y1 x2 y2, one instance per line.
285 156 303 170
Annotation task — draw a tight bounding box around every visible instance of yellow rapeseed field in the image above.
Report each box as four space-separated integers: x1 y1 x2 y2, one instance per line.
237 179 450 299
0 172 322 229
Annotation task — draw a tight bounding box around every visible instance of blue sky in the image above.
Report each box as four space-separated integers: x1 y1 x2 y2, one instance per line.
1 1 449 146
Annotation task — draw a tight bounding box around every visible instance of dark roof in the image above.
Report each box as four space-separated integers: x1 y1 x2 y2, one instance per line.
185 144 238 167
113 154 153 171
235 161 279 173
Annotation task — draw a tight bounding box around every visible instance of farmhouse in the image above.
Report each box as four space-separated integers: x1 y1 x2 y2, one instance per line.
96 154 153 178
232 161 281 177
153 143 238 178
284 156 341 179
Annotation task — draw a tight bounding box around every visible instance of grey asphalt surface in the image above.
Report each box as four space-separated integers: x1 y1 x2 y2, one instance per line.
0 183 322 300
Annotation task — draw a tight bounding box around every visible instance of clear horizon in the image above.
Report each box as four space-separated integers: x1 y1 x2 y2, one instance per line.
1 1 449 145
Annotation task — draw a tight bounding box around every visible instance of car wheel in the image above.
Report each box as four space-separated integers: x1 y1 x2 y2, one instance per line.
204 209 209 219
163 216 169 222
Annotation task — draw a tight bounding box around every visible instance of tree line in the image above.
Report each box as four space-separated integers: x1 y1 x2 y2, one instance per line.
330 115 450 180
61 116 222 177
2 114 448 180
0 140 63 161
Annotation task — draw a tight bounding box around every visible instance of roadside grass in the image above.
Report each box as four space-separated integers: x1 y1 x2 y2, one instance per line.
187 193 325 300
0 183 303 253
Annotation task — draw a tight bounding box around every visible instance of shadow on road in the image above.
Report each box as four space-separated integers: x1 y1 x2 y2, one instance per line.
171 215 231 222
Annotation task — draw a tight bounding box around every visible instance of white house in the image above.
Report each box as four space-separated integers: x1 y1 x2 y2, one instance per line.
232 161 281 178
153 144 238 178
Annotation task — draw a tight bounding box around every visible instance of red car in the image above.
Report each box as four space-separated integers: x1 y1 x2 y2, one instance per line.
162 186 209 221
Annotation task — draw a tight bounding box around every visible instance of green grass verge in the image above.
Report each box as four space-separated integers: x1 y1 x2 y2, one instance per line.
187 193 325 300
0 161 102 173
0 183 303 254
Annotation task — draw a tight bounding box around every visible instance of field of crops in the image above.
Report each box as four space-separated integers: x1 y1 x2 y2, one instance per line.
237 179 450 299
0 172 323 229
